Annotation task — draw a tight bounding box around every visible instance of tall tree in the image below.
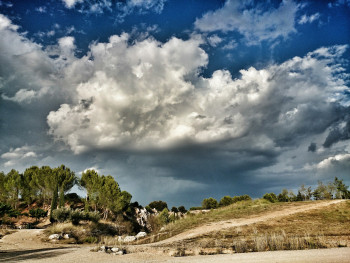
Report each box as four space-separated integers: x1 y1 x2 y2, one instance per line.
81 169 100 211
22 166 40 206
334 177 350 199
55 165 76 208
4 169 22 209
0 171 6 203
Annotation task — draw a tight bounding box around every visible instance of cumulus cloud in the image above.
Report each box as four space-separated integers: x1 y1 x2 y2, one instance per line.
195 0 299 45
46 28 349 154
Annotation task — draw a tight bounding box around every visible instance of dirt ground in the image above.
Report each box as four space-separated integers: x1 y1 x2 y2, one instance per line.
1 200 349 263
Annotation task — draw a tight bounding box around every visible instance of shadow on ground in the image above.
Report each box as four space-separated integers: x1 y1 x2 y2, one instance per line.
0 247 74 262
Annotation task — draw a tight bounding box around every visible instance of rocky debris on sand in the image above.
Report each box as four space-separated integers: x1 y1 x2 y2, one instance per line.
63 234 71 239
94 246 126 255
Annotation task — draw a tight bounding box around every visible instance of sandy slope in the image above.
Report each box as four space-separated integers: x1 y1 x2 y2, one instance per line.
0 200 348 263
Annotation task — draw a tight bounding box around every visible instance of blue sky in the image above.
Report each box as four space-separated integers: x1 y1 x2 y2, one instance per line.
0 0 350 207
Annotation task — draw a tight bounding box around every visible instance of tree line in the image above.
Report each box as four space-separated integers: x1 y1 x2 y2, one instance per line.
263 177 350 203
0 165 133 223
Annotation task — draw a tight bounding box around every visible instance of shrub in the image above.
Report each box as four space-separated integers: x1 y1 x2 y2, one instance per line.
263 193 278 203
52 208 71 223
52 208 100 225
189 206 202 211
158 208 170 225
171 207 179 213
70 210 83 225
201 198 218 209
219 196 233 207
87 211 100 223
29 208 48 221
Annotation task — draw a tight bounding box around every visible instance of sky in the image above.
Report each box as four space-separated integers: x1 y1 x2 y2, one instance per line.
0 0 350 208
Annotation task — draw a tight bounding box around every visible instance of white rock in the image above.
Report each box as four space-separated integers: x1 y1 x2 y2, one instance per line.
123 236 136 242
111 247 119 252
49 234 61 240
100 245 107 251
136 232 147 239
114 251 124 255
63 234 70 239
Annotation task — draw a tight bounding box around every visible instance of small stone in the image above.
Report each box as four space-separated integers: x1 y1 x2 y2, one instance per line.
113 251 124 255
100 245 107 251
63 234 70 239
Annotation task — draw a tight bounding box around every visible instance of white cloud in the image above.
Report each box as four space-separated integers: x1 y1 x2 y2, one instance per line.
207 34 223 47
1 146 37 167
298 13 320 25
316 153 350 169
222 40 238 50
35 6 47 13
62 0 83 9
2 87 50 103
126 0 166 14
195 0 299 45
0 13 18 31
61 0 166 16
46 28 348 154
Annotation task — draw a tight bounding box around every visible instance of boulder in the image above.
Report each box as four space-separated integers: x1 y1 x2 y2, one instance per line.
136 232 147 239
111 247 119 252
123 236 136 242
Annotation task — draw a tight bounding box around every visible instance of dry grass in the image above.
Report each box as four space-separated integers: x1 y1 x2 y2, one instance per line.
138 199 318 244
44 221 123 244
165 200 350 255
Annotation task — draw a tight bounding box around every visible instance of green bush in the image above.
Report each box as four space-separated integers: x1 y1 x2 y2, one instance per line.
263 193 278 203
158 208 170 225
189 206 202 211
219 196 233 207
29 208 48 221
202 197 218 209
70 210 83 225
148 200 168 212
52 208 100 225
52 208 71 223
87 211 100 223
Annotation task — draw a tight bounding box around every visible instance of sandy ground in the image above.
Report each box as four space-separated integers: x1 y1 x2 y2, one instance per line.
0 200 349 263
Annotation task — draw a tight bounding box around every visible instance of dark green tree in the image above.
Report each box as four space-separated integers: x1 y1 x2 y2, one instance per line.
263 193 278 203
334 177 350 199
4 169 22 209
148 200 168 212
219 196 234 206
178 206 187 214
202 197 218 209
